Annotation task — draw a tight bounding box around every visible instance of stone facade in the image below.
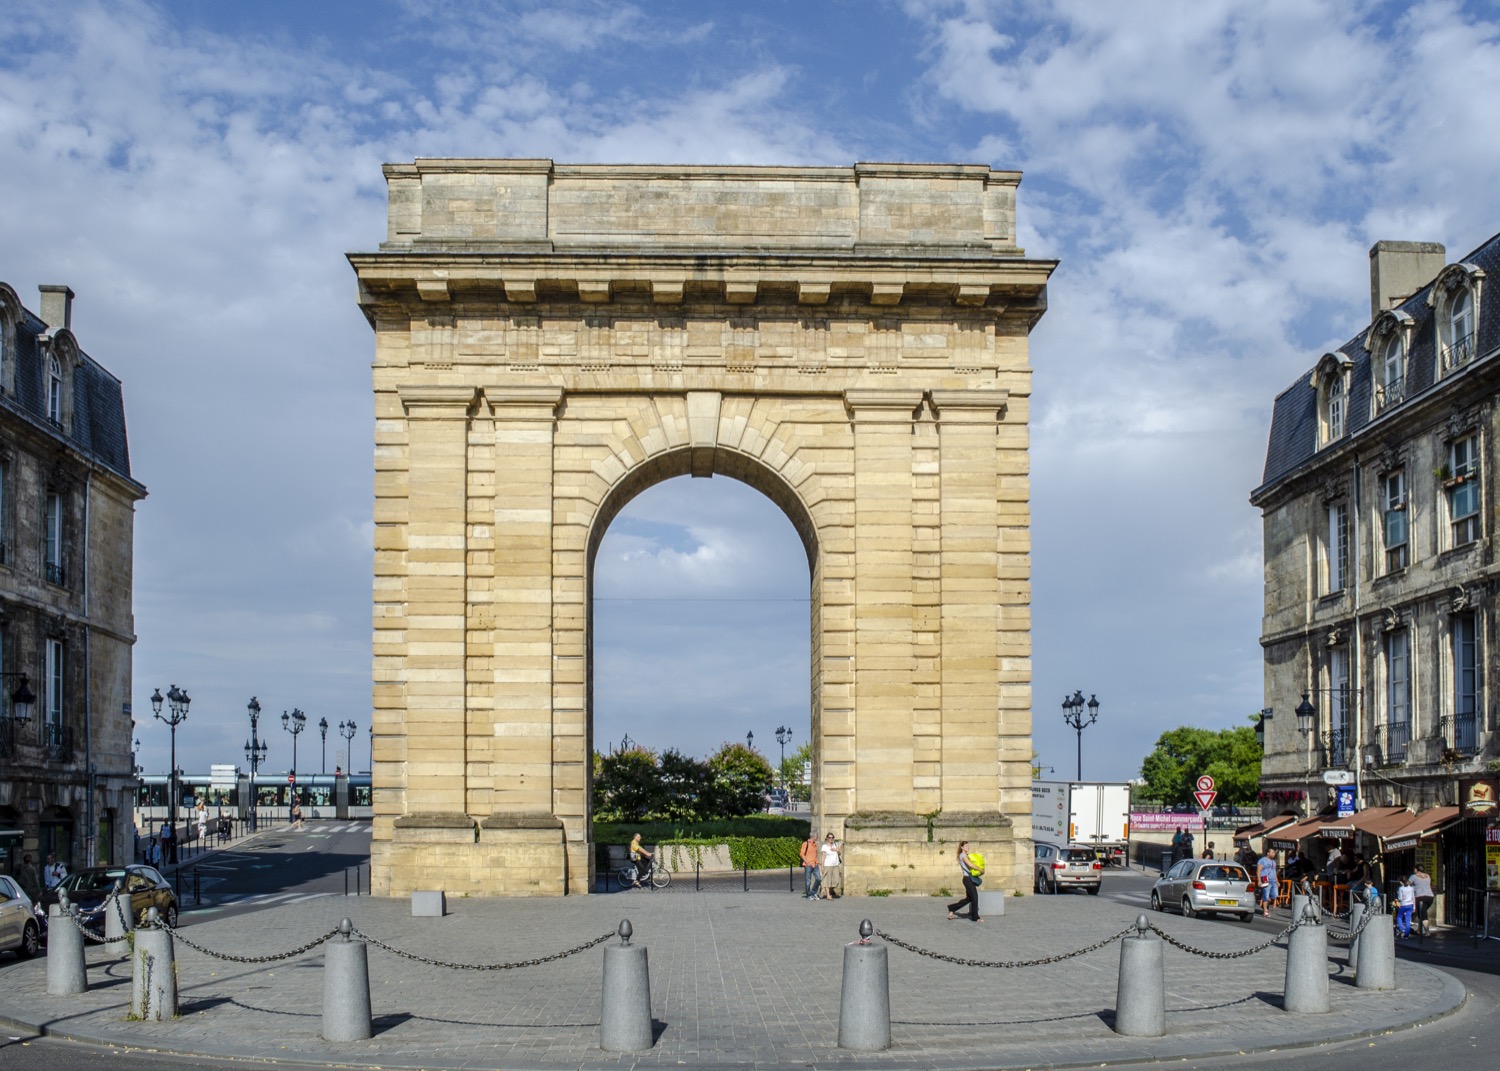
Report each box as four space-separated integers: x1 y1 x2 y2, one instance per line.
351 161 1054 896
1252 236 1500 925
0 283 145 882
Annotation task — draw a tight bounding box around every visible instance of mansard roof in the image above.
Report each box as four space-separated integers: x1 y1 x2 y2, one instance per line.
3 296 136 483
1254 229 1500 500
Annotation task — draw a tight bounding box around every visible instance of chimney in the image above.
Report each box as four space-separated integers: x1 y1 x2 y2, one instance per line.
1369 241 1445 319
38 284 75 332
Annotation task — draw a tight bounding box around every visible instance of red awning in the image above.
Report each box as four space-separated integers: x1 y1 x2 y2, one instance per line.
1317 806 1413 839
1380 806 1464 853
1267 814 1333 847
1232 814 1298 842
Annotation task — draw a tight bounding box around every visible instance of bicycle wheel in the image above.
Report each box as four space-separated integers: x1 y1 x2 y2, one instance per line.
651 867 671 890
614 866 635 891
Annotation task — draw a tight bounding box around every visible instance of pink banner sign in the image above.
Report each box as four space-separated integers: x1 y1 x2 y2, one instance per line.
1129 812 1205 832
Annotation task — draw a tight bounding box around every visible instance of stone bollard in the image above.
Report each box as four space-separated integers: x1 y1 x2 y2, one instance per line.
105 883 135 947
1283 901 1329 1014
600 920 653 1052
1114 915 1165 1037
323 917 373 1041
838 920 891 1051
1290 891 1317 928
1355 907 1396 990
130 907 178 1021
1346 900 1366 972
46 897 87 995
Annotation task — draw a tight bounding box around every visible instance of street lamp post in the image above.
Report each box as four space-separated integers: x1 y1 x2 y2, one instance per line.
319 717 329 774
282 708 307 812
746 730 754 751
775 725 793 792
1061 690 1100 781
151 685 191 858
1 674 35 757
245 697 268 830
338 719 357 775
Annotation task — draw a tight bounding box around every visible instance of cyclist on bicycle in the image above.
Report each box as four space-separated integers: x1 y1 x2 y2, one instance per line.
629 832 654 888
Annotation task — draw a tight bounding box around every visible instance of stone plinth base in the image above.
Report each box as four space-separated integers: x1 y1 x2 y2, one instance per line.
842 811 1020 896
386 813 568 896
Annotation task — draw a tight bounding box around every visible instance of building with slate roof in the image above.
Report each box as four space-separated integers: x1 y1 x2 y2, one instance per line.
0 282 145 881
1250 236 1499 926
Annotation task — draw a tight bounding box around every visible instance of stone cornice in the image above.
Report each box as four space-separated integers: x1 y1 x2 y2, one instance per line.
930 388 1009 422
396 384 479 417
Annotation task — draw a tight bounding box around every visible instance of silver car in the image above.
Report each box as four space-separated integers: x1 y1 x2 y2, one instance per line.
1034 842 1102 894
0 874 42 958
1151 858 1256 921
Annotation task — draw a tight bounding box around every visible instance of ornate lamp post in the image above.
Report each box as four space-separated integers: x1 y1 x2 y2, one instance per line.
151 685 191 846
338 719 357 775
319 716 329 774
746 730 754 751
282 707 307 788
1061 690 1100 781
2 674 34 757
775 725 793 793
245 697 268 829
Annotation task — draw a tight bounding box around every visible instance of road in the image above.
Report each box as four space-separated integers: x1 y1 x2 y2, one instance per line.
173 819 372 922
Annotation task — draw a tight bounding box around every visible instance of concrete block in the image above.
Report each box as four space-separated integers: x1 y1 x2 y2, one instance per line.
412 890 446 917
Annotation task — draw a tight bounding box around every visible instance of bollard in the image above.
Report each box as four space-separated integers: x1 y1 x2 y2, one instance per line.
600 920 653 1052
1346 900 1365 972
838 920 891 1051
130 908 178 1021
323 918 373 1041
46 900 87 995
1290 892 1317 928
105 884 135 947
1354 907 1396 990
1283 901 1329 1014
1114 915 1165 1037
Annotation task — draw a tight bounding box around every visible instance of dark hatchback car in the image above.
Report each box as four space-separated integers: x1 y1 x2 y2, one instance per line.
40 864 178 934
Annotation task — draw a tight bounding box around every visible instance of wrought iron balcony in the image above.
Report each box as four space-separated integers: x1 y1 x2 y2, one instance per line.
1373 720 1410 764
43 722 73 763
44 561 64 586
1323 726 1348 768
1375 378 1405 412
1441 332 1476 373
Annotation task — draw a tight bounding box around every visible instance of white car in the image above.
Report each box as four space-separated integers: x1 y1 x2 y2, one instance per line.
1151 858 1257 921
0 874 42 958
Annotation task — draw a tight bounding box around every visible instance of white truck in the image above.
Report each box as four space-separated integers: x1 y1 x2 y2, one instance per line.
1031 780 1131 863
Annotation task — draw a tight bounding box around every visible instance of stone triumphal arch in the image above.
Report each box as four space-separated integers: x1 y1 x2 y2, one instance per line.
351 160 1053 896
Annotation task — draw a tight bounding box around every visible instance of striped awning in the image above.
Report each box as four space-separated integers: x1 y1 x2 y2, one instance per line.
1380 806 1464 853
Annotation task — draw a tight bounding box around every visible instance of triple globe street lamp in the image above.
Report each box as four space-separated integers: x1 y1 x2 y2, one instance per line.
282 708 307 807
338 719 357 774
245 697 269 829
151 685 191 842
1061 690 1100 781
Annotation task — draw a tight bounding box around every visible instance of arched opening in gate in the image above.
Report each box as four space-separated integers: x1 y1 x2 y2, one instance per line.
586 448 820 839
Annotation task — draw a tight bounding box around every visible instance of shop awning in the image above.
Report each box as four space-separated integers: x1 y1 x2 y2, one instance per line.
1380 806 1464 853
1232 814 1298 842
1267 814 1334 847
1318 805 1413 839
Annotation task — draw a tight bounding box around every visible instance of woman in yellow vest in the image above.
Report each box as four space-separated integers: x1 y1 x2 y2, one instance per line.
946 841 983 922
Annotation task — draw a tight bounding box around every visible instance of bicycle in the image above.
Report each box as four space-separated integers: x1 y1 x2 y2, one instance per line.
614 860 671 891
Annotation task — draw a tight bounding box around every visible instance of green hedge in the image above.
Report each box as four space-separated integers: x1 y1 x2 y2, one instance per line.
648 836 801 871
594 816 809 844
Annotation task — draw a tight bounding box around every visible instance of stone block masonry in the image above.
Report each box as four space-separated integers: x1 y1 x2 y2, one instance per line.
350 160 1056 896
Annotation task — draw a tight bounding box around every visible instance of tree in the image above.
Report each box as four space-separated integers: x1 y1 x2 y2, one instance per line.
655 748 710 820
704 742 774 817
778 742 813 802
1137 724 1262 807
592 746 661 821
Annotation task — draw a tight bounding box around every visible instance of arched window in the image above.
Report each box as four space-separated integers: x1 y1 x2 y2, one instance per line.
46 354 63 425
1323 373 1346 443
1378 334 1404 411
1433 263 1484 376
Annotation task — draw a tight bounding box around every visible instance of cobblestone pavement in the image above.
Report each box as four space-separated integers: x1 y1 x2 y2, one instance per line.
0 889 1466 1070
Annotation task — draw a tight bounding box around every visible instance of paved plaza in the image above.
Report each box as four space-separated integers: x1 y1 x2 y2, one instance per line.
0 884 1468 1070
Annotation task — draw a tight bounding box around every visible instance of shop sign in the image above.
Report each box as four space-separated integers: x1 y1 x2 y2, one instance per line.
1129 812 1205 832
1464 779 1498 817
1335 784 1356 818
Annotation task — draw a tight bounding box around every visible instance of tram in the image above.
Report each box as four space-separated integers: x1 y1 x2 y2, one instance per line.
133 772 372 828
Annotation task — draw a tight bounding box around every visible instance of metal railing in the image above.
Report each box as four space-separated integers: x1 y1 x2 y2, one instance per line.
1322 725 1347 768
44 561 64 586
1442 332 1476 373
43 722 73 762
1384 719 1410 763
1374 377 1405 412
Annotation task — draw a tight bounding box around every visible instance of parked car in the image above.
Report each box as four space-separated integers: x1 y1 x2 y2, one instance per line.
1151 858 1256 921
0 875 42 958
1034 842 1103 894
40 864 179 934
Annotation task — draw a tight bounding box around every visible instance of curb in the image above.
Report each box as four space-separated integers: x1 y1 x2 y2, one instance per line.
0 960 1468 1071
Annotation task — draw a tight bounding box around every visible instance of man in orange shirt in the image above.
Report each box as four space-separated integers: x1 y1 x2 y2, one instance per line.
800 832 821 901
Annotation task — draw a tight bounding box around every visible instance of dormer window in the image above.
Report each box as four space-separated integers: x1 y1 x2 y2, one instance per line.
1432 262 1485 376
1377 334 1405 411
46 354 63 426
1313 352 1352 446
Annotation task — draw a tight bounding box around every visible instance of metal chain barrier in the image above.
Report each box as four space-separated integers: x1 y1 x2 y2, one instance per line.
1328 907 1380 944
161 920 342 964
1146 915 1302 958
350 927 616 971
60 906 110 944
878 925 1136 968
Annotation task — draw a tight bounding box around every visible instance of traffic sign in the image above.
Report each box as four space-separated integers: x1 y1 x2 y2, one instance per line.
1195 775 1215 792
1193 775 1216 810
1322 770 1354 785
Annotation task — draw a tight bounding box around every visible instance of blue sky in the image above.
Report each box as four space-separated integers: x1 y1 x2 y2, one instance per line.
3 0 1500 783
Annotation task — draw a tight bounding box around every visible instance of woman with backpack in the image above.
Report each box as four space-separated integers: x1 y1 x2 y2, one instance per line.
946 841 984 922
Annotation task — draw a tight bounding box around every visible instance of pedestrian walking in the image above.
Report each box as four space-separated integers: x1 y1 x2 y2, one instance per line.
800 832 821 900
1201 841 1215 860
195 797 209 844
290 798 305 831
946 840 983 922
1394 876 1415 938
1410 864 1435 936
818 832 841 899
14 854 42 903
159 819 177 864
1257 842 1279 918
43 852 68 889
